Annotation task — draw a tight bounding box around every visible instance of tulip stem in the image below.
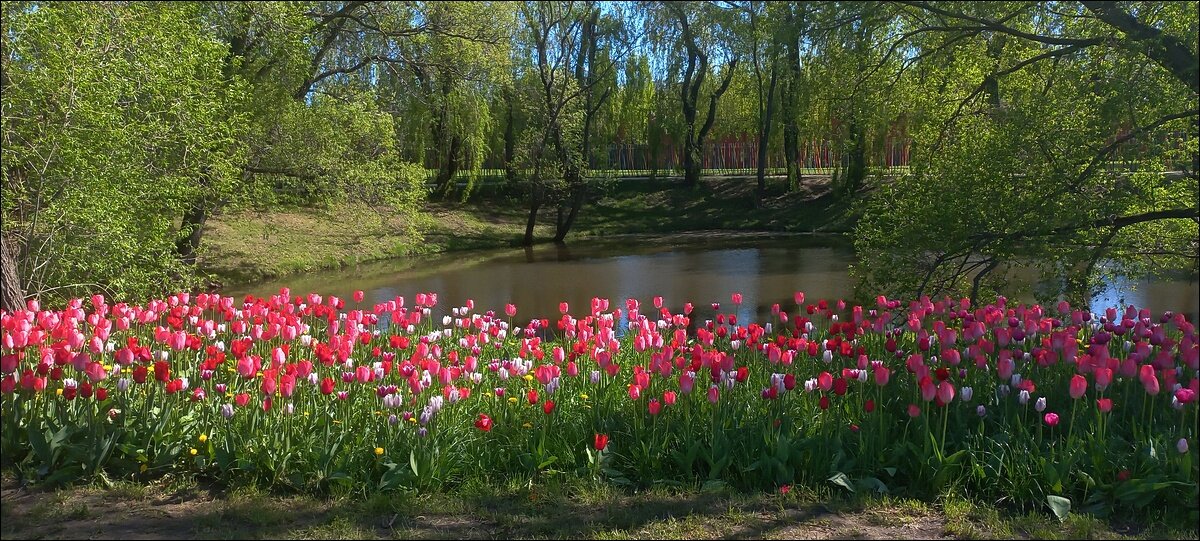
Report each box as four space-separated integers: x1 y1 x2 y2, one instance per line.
939 404 949 458
1067 399 1078 447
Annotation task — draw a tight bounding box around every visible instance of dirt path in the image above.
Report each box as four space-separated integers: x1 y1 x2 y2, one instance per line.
1 477 958 540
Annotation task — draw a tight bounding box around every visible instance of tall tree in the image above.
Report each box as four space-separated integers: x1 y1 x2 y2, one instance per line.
647 1 741 187
854 1 1198 304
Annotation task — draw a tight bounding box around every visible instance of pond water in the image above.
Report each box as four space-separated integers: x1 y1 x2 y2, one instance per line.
227 233 1199 325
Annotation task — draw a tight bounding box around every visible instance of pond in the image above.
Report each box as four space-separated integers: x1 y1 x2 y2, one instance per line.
227 233 1200 325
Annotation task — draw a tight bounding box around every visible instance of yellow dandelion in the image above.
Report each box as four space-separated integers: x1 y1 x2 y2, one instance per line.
374 447 384 456
522 422 532 429
408 417 417 423
198 434 208 443
56 388 63 396
189 448 198 456
508 397 518 404
579 393 589 400
523 374 534 382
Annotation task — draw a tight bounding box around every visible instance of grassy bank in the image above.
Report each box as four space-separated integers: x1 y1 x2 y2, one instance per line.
2 474 1192 540
200 175 855 286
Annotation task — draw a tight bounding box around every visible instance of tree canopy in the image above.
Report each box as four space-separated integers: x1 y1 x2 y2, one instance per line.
1 1 1195 309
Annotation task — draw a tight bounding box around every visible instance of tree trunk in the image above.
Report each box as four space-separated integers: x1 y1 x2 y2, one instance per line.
553 185 585 243
176 168 213 266
684 135 703 187
523 162 543 246
175 198 209 266
843 117 866 197
504 96 516 186
781 5 804 192
756 64 778 204
523 192 540 247
0 230 24 312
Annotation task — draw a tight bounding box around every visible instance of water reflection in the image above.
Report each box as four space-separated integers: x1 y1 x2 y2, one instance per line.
227 235 1198 325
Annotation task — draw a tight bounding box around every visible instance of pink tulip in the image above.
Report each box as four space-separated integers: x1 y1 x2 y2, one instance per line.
873 365 890 386
707 385 719 404
937 381 956 404
919 376 937 402
907 403 921 418
1097 398 1113 413
1044 412 1060 427
1094 368 1113 391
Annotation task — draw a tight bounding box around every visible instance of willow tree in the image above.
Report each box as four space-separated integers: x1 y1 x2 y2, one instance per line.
853 1 1198 304
2 2 246 307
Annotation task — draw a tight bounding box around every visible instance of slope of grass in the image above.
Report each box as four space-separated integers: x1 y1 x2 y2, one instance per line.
200 176 857 287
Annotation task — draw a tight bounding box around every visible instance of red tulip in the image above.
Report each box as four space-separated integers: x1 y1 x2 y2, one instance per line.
1097 398 1113 413
907 403 921 418
833 377 848 396
235 392 250 407
865 399 875 413
648 398 662 415
543 399 556 415
154 361 170 383
320 376 335 395
1069 374 1087 400
818 396 830 410
527 389 539 404
663 390 677 406
818 371 833 392
594 433 609 451
474 413 493 432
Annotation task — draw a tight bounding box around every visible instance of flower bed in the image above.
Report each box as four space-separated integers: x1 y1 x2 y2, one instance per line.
1 290 1196 518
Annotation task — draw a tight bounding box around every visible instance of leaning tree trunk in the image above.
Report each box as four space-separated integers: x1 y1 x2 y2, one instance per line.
177 168 213 266
175 199 209 267
1 230 24 312
755 64 778 204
